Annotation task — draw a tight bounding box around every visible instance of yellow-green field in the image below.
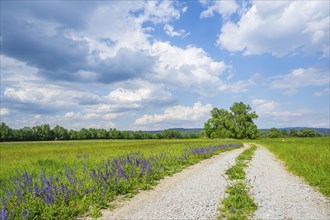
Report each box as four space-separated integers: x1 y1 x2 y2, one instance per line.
1 139 222 179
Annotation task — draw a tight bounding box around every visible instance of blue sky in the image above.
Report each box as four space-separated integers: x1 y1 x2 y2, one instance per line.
1 0 329 130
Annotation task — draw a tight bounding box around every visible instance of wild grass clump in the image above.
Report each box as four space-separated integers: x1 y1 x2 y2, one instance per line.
0 142 241 219
220 181 257 220
225 145 257 180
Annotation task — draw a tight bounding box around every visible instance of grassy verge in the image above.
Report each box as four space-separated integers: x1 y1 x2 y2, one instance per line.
225 145 256 180
219 145 257 220
221 181 257 220
257 137 330 197
0 139 242 219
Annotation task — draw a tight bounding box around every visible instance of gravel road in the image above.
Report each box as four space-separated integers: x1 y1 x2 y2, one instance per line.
246 145 330 219
98 146 246 220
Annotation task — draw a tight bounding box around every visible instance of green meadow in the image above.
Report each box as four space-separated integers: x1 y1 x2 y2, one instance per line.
257 137 330 197
0 139 225 179
1 137 329 219
0 139 241 219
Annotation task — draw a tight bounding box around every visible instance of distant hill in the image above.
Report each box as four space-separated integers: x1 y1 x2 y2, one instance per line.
168 128 203 134
260 127 330 135
148 127 330 135
145 128 203 135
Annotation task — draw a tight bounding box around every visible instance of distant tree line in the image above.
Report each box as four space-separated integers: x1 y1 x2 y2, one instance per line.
0 123 205 142
262 127 323 138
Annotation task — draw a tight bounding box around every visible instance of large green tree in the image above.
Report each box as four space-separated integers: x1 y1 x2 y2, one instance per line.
204 102 259 139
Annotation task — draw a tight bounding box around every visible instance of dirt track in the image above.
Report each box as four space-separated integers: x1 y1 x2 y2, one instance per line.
92 144 330 219
246 145 330 219
96 147 246 219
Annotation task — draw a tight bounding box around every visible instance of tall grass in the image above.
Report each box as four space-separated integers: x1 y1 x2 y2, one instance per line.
257 137 330 197
0 139 241 219
0 139 230 182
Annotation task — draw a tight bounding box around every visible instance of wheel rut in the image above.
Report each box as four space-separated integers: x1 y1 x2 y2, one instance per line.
246 144 330 219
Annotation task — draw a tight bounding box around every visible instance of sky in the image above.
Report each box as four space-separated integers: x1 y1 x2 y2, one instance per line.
0 0 329 130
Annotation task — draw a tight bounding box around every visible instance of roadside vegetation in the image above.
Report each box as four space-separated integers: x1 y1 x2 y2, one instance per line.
257 138 330 197
0 139 241 219
225 145 256 180
219 145 257 220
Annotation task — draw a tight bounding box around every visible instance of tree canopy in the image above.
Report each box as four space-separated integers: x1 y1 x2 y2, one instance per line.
261 128 322 138
204 102 259 139
267 128 282 138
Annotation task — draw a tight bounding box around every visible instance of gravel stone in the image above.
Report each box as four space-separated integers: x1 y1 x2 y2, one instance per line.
246 145 330 219
98 147 247 220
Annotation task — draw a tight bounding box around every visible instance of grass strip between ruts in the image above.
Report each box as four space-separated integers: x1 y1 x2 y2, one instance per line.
218 144 257 220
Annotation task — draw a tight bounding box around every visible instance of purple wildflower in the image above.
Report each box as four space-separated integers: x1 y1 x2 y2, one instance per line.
5 192 11 200
22 210 28 218
34 183 39 197
23 171 32 185
0 209 8 220
91 169 96 178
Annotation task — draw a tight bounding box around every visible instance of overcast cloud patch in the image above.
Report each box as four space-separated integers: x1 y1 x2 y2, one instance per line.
1 17 90 76
95 48 155 84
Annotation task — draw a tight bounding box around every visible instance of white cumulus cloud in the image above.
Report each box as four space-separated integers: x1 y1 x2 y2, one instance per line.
218 1 330 56
252 99 277 116
108 88 151 102
200 0 239 19
270 67 329 95
163 24 189 37
150 41 236 95
134 102 212 130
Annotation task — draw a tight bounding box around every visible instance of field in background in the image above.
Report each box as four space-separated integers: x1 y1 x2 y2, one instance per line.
257 137 330 197
0 139 241 219
0 139 232 179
